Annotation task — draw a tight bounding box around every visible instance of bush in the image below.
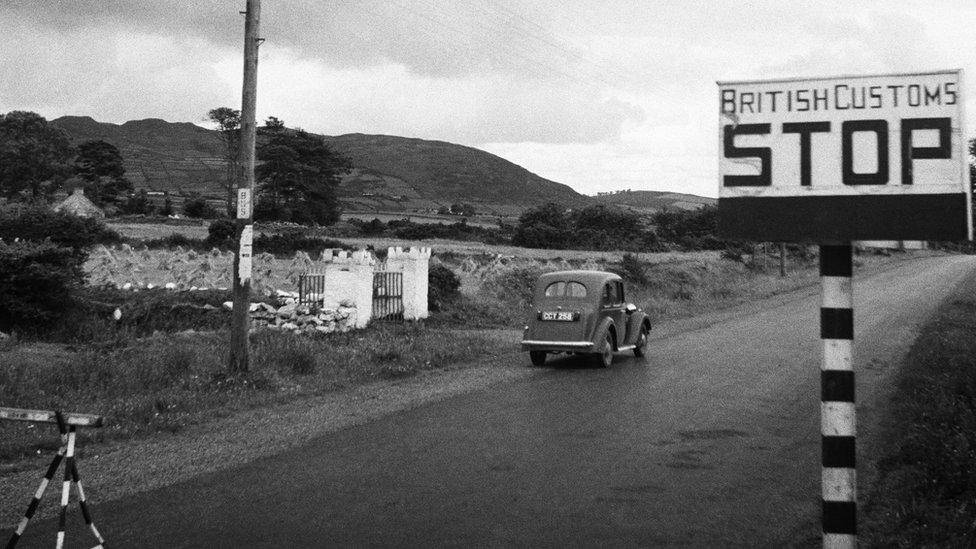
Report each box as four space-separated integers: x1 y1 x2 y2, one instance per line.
207 219 237 247
359 218 386 236
253 230 349 257
142 232 207 250
428 264 461 312
616 253 648 285
0 202 121 256
0 241 84 333
118 190 153 215
183 197 218 219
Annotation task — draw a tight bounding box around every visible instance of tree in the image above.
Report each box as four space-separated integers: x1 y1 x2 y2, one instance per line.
73 140 132 206
206 107 241 216
512 203 572 249
255 123 351 225
0 111 74 199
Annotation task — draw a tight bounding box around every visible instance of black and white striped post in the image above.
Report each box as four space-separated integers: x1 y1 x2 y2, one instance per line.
2 408 106 549
820 244 856 548
55 425 76 549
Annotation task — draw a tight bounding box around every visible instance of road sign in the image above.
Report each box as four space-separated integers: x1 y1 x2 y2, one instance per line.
718 70 971 241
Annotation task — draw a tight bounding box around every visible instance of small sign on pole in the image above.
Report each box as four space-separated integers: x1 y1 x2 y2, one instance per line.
717 69 969 548
237 188 252 219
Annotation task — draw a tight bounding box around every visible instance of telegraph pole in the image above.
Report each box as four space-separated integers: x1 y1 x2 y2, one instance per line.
228 0 261 373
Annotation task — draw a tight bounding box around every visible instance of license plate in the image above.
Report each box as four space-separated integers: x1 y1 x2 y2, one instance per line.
542 311 574 321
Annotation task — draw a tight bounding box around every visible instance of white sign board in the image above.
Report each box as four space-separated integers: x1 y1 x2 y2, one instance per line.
717 70 970 241
238 224 253 283
237 188 252 219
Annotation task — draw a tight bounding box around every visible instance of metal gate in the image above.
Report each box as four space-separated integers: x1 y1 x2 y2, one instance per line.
372 271 404 321
298 273 327 306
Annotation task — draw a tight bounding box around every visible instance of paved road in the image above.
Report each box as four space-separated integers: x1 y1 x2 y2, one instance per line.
9 255 976 548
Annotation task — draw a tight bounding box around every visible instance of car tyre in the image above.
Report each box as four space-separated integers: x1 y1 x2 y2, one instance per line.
530 351 547 366
595 332 613 368
633 324 650 358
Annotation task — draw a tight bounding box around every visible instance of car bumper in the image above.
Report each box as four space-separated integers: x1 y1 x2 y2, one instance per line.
520 340 595 353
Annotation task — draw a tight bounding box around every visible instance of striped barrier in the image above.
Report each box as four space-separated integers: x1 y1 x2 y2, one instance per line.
2 408 107 549
819 245 856 548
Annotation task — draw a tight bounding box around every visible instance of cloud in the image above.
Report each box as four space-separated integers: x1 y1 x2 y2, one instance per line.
2 0 579 80
243 45 644 145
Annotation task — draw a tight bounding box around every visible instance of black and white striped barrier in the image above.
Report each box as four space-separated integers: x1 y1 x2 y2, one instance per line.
2 408 106 549
819 245 856 548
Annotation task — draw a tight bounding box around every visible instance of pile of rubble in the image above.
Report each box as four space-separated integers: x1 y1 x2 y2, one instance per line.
223 290 358 334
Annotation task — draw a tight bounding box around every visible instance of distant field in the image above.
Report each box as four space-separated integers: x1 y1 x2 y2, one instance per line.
106 220 716 264
339 211 503 229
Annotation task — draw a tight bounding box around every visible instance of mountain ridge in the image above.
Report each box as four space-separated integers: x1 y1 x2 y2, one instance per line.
49 116 713 216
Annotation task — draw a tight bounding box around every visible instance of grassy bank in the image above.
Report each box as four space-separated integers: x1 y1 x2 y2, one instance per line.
861 272 976 546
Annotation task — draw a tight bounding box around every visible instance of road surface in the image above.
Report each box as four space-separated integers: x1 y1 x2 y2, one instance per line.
7 255 975 548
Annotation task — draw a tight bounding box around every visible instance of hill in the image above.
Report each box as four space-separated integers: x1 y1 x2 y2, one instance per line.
52 116 227 197
50 117 588 215
590 190 715 213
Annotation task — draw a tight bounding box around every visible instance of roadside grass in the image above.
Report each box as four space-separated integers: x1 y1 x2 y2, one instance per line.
0 324 502 462
861 274 976 547
430 252 827 329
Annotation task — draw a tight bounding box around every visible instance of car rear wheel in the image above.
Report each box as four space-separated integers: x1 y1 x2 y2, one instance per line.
595 332 613 368
633 324 650 358
530 351 547 366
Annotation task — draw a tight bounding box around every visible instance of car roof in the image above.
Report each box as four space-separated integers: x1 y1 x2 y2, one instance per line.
537 270 621 288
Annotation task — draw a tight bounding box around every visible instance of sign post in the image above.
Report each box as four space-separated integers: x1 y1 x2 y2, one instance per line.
717 70 970 547
228 0 261 374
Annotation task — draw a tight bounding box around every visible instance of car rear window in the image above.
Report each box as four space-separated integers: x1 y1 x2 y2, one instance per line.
544 281 587 298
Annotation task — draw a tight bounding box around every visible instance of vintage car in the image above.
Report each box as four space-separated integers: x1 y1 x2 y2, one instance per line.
520 270 652 367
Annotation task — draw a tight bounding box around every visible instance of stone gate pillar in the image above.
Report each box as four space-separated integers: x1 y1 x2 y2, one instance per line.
385 247 431 320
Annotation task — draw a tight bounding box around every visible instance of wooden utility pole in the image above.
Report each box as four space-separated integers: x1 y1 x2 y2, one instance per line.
228 0 261 373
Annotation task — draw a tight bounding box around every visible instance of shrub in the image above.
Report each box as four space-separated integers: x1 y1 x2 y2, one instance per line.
142 232 207 250
0 202 121 256
359 218 386 236
482 266 540 307
253 230 349 257
183 197 218 219
207 219 237 247
0 241 84 333
118 190 154 215
428 264 461 312
616 253 648 285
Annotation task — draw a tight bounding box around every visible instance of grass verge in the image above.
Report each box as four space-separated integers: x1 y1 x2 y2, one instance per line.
861 272 976 546
0 323 503 462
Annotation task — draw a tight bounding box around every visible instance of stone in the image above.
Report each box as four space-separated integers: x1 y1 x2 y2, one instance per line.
164 282 177 290
277 303 298 318
222 301 234 311
281 322 298 330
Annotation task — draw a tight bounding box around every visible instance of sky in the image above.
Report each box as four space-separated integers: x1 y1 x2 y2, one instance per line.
2 0 975 198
